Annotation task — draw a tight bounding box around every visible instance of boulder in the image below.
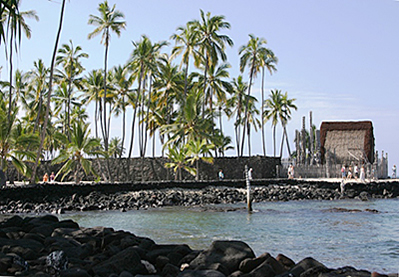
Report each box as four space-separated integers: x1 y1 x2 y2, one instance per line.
287 257 326 277
177 269 226 277
239 252 271 273
189 240 255 274
242 261 275 277
90 246 147 277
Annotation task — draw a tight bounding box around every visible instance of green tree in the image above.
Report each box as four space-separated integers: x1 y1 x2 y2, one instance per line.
0 99 38 180
279 91 297 157
2 0 38 120
239 34 275 156
186 138 214 181
53 121 103 183
88 0 125 152
55 40 88 140
164 146 195 181
264 89 283 157
190 10 233 116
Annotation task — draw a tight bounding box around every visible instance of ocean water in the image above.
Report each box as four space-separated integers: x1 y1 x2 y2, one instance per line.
59 198 399 274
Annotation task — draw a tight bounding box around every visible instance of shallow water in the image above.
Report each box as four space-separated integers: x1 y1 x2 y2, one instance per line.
57 198 399 274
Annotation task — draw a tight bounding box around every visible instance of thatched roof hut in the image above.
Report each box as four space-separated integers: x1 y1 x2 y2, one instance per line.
320 121 374 164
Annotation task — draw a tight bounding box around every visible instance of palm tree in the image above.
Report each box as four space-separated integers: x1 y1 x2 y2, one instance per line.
279 91 297 157
170 22 199 98
0 98 38 180
186 138 214 181
226 75 248 156
0 1 20 45
190 10 233 116
56 40 88 140
88 0 125 152
264 89 283 157
239 34 275 156
53 121 104 183
2 0 38 120
81 69 103 139
30 0 67 184
164 146 195 181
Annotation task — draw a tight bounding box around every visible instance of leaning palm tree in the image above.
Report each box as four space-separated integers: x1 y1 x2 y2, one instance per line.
30 0 67 184
239 34 274 156
53 121 104 183
88 0 125 152
2 1 38 121
165 146 195 181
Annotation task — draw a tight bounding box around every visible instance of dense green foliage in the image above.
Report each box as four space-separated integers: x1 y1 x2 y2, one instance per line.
0 2 296 182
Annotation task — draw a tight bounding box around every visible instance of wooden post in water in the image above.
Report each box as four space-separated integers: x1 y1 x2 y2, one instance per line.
245 165 252 212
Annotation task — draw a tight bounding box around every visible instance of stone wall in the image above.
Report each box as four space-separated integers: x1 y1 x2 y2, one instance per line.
5 156 280 183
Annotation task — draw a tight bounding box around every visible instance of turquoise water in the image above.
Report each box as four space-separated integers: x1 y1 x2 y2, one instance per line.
59 199 399 274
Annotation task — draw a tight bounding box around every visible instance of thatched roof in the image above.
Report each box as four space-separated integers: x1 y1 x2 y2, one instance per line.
320 121 374 164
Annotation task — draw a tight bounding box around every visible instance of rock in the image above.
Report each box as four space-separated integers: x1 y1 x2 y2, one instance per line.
60 268 91 277
46 250 68 273
239 252 271 273
242 261 275 277
276 253 295 269
287 257 326 277
177 269 226 277
359 191 370 201
163 263 180 277
189 240 255 274
90 246 147 277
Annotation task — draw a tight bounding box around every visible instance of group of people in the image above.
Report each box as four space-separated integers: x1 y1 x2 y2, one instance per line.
341 164 365 182
43 172 55 183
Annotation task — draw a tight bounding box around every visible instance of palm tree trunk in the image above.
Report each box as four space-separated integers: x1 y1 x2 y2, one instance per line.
103 36 109 152
273 125 277 157
261 68 266 156
201 55 209 118
247 122 251 157
8 34 13 122
196 159 199 181
241 64 255 156
30 0 66 184
284 126 292 157
279 129 285 158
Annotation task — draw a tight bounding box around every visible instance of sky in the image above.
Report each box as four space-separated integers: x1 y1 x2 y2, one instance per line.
1 0 399 168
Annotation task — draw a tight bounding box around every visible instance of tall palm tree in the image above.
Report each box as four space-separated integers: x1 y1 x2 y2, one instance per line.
2 1 38 121
88 0 125 152
81 69 103 139
239 34 274 156
260 50 278 156
226 75 248 156
170 22 199 99
264 89 283 157
56 40 88 140
190 10 233 117
30 0 67 184
279 91 297 157
0 1 20 45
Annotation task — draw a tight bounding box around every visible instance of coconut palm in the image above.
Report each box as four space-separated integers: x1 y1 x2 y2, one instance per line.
81 69 104 139
239 34 275 156
0 99 38 179
226 75 248 156
55 40 88 140
279 91 297 157
170 22 199 99
264 89 283 157
88 0 125 152
164 146 195 181
31 0 67 184
2 0 38 120
186 138 214 181
52 121 104 183
190 10 233 116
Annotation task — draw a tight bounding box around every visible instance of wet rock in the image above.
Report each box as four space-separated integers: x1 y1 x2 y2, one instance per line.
189 240 255 274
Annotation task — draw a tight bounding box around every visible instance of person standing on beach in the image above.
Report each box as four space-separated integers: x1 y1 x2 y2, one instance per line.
218 169 224 180
354 164 359 179
248 168 253 180
359 165 365 182
341 165 346 179
392 165 397 179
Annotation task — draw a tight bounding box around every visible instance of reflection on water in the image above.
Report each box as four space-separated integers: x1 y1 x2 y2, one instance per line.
56 198 399 274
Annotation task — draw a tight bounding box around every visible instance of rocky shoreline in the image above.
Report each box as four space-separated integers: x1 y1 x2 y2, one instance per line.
0 215 394 277
0 179 398 214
